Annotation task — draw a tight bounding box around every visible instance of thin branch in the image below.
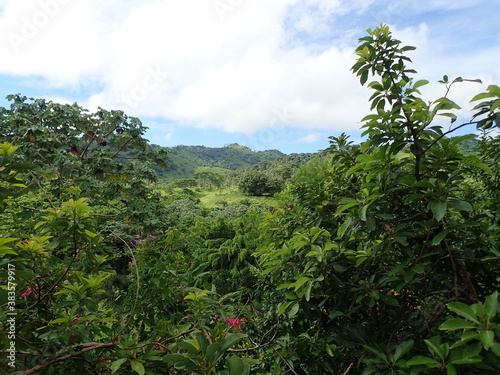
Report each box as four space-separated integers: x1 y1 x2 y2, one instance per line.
112 232 140 339
273 348 298 375
18 342 116 375
228 323 279 353
28 171 55 210
17 329 199 375
27 252 79 310
343 363 355 375
422 120 479 155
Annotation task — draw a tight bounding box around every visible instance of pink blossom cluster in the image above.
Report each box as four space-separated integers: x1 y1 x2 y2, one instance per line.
225 317 246 331
21 286 39 298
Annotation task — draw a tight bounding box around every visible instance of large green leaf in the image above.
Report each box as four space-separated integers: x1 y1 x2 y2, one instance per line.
484 292 498 322
110 358 128 373
447 302 480 323
407 355 439 366
218 333 247 358
424 337 448 361
392 340 414 362
227 354 250 375
129 360 145 375
430 197 447 221
277 301 295 315
479 330 495 350
439 318 477 331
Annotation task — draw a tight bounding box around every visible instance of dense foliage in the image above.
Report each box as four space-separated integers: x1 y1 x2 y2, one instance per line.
159 144 286 180
1 24 499 375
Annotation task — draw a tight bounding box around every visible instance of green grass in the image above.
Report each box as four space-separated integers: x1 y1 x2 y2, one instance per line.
195 187 280 208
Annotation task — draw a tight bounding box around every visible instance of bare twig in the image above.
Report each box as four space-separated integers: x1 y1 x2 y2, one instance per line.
228 322 279 353
28 171 55 209
343 363 354 375
273 348 298 375
18 328 199 375
112 231 140 338
19 342 116 375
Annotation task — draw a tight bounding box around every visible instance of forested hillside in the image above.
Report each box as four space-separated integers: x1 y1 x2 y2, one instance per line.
156 144 286 180
1 25 499 375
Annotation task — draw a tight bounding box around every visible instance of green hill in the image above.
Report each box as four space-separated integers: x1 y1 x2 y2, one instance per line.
155 143 287 179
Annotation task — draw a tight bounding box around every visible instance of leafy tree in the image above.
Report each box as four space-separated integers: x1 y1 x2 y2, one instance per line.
0 94 170 238
238 171 283 196
254 24 500 374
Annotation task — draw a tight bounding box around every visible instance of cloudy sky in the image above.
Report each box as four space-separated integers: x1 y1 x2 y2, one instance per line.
1 0 499 153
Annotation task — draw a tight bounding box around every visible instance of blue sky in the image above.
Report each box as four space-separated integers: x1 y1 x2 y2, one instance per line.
1 0 499 154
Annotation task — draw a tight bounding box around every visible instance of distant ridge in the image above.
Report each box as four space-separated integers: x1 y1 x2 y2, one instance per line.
154 143 287 179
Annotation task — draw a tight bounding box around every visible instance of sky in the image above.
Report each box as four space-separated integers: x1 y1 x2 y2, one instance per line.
0 0 499 154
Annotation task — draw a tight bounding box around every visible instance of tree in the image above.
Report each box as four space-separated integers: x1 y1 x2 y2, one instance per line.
0 94 169 236
238 171 282 196
254 24 500 374
0 94 167 196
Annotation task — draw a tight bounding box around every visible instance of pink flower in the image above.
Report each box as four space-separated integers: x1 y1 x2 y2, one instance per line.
214 314 219 319
21 286 39 298
225 317 246 331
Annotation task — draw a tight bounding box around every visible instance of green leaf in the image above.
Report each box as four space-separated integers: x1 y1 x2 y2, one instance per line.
288 302 300 318
448 199 473 212
337 218 353 238
450 343 482 364
293 277 310 292
228 354 250 375
49 318 69 324
380 293 399 307
413 79 429 91
360 69 369 85
447 302 480 323
363 344 387 361
491 343 500 356
439 318 477 331
110 358 128 373
479 330 495 350
471 91 494 102
205 342 223 363
424 337 448 361
484 292 498 322
430 197 447 221
445 363 457 375
179 341 199 354
431 230 448 245
219 333 247 355
277 301 295 315
130 360 145 375
433 97 461 111
407 355 439 366
392 340 414 362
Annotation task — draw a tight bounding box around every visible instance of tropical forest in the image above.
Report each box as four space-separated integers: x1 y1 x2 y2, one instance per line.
1 25 499 374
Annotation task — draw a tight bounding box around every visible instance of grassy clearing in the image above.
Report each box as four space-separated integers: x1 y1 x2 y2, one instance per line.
195 187 280 208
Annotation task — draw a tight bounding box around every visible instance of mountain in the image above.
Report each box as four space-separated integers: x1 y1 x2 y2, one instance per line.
154 143 287 179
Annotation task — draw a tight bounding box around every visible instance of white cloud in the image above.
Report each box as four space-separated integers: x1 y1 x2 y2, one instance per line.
0 0 498 145
295 132 323 144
